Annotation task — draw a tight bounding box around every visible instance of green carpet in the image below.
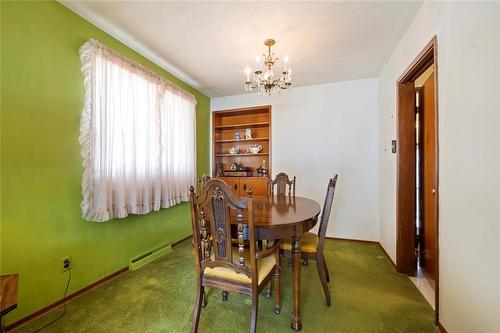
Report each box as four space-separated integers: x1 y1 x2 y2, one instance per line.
15 239 435 333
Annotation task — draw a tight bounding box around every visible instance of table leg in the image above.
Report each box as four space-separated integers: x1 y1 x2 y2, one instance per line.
291 236 302 331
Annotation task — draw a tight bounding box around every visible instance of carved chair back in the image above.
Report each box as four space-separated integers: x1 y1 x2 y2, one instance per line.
190 179 258 285
198 174 211 187
316 175 338 255
270 172 296 197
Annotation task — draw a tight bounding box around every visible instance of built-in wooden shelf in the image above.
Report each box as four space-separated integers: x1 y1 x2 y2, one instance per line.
215 153 269 157
214 122 269 130
214 138 269 143
212 106 272 197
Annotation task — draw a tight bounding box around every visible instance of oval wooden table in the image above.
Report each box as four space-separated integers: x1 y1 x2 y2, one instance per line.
233 195 321 331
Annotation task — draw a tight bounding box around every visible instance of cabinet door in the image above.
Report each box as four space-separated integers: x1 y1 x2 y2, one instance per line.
218 177 240 196
241 177 269 197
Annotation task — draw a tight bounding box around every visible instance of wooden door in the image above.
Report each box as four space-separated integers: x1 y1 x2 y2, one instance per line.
219 177 240 196
396 82 417 276
241 177 268 197
421 72 437 289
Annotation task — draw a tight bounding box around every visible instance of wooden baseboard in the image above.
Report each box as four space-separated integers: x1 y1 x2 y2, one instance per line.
437 321 448 333
325 236 378 244
5 267 128 332
172 234 193 247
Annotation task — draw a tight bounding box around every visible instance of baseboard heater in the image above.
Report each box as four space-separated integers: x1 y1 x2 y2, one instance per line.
129 242 172 271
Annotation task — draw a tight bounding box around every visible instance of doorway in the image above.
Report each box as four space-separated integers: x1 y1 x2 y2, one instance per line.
395 36 439 322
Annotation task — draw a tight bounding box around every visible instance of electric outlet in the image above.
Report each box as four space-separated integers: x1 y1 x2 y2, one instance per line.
61 255 71 272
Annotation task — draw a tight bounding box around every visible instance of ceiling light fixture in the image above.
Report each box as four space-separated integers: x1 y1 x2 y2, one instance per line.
244 39 292 95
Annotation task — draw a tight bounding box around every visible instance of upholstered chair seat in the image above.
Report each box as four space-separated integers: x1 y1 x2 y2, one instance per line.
281 232 319 253
206 250 276 284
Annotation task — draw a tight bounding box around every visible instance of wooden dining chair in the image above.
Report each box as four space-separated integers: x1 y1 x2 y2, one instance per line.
281 175 338 306
197 174 268 302
189 179 281 333
270 172 296 196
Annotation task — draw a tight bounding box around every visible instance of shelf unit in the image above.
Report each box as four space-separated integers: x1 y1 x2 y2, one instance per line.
212 105 272 196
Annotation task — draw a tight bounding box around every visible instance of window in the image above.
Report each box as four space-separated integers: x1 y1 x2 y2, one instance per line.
79 39 196 222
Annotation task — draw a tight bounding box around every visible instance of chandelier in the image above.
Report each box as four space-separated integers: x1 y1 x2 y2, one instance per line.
244 39 292 94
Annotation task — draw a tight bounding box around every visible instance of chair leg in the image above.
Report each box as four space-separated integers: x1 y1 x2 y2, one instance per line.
316 258 331 307
192 282 204 333
222 290 229 301
250 293 259 333
322 254 330 283
201 290 208 308
274 253 281 314
266 280 272 298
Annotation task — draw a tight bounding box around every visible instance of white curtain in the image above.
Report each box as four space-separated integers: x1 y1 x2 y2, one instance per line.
79 39 196 222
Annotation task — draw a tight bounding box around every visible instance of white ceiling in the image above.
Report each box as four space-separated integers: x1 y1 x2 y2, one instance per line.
61 1 423 97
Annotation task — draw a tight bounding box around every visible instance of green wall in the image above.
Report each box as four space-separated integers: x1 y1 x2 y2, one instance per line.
0 1 210 325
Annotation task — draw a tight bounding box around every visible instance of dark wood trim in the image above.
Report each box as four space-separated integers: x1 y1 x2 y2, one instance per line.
325 236 378 244
5 267 128 332
437 321 448 333
396 80 417 276
396 35 439 324
397 36 436 83
172 234 193 247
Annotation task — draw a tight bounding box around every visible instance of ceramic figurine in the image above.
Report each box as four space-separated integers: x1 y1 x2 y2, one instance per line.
245 128 252 139
234 131 241 140
228 146 239 155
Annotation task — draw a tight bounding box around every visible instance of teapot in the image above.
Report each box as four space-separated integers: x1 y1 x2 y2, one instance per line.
248 145 262 154
228 146 239 155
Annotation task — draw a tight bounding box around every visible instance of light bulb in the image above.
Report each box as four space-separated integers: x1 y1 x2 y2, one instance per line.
245 67 251 82
256 55 262 70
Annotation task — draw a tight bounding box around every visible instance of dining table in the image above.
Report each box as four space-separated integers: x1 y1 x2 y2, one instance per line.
232 195 321 331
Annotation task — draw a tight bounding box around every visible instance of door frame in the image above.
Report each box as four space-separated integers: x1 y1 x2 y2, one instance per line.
396 36 439 323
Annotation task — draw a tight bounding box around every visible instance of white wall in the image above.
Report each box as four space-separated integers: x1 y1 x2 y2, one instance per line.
378 1 500 332
211 78 379 241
